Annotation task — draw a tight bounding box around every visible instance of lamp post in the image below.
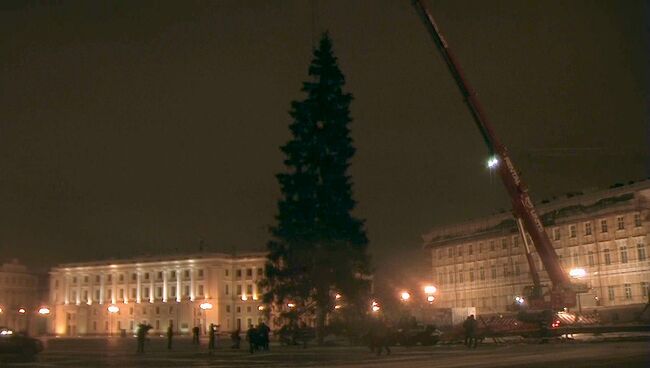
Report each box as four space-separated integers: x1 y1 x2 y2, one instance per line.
199 302 213 335
569 268 586 315
107 305 119 337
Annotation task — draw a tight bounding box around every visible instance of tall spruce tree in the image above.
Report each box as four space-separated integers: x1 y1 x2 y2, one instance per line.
263 33 370 343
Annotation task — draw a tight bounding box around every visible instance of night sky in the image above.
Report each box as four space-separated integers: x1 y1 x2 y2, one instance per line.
1 1 647 280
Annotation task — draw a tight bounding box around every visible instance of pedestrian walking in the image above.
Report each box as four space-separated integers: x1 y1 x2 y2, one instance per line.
166 321 174 350
370 318 391 356
230 328 241 349
257 322 270 351
136 323 152 354
192 326 200 345
208 323 216 354
463 315 478 348
246 325 258 354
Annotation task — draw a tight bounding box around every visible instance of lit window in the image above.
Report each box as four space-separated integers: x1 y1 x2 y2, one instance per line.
569 225 576 238
624 283 632 300
620 246 628 264
637 243 647 261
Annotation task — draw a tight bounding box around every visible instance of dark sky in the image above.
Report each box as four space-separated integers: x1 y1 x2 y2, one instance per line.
1 1 647 278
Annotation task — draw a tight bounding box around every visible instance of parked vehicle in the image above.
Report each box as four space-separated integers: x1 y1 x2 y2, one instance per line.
0 327 44 357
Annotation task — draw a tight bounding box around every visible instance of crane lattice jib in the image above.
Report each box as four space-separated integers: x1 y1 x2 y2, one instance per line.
412 0 572 291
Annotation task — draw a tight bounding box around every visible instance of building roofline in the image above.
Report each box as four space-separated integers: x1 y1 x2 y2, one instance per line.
52 251 268 271
422 179 650 249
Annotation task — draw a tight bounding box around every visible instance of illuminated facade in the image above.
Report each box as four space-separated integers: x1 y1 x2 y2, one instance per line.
423 181 650 314
48 252 267 336
0 260 39 333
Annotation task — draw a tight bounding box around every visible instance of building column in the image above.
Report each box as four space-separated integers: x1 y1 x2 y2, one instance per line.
64 275 70 305
163 270 168 303
190 268 195 301
99 273 105 304
149 271 154 303
76 275 82 305
136 272 141 304
176 269 181 302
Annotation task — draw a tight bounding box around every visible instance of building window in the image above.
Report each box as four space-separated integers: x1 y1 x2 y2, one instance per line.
72 276 77 284
236 269 242 278
131 273 137 281
608 286 615 301
588 251 595 267
156 287 163 298
198 269 204 278
620 246 628 264
131 288 136 299
634 213 642 227
246 306 252 313
198 285 204 296
257 268 263 276
225 284 230 295
236 306 241 313
502 264 509 277
157 272 163 280
236 285 242 296
514 263 521 276
501 238 507 249
95 275 100 283
171 286 176 297
617 216 625 230
600 219 608 233
448 248 453 257
491 265 497 279
553 228 560 241
489 241 495 251
119 274 124 282
572 252 579 266
437 250 442 260
478 243 483 253
170 271 176 280
83 276 89 283
458 271 464 283
637 244 647 261
584 222 592 236
468 244 473 255
458 246 463 257
624 284 632 300
604 249 611 265
448 271 454 284
246 268 253 277
144 287 150 298
144 273 149 280
184 285 190 297
569 225 576 238
226 305 231 313
246 284 253 295
469 268 474 282
225 269 229 277
95 290 100 301
641 282 648 298
512 236 519 248
479 267 485 280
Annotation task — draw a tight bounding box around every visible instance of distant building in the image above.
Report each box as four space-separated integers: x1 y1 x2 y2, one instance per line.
48 252 267 336
0 259 39 333
423 181 650 315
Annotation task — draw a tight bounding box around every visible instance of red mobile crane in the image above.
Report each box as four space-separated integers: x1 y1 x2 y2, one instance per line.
412 0 586 312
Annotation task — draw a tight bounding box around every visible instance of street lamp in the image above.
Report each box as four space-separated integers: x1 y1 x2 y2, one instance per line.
107 305 119 337
18 308 26 314
38 307 51 315
424 285 437 294
569 268 587 315
400 291 411 302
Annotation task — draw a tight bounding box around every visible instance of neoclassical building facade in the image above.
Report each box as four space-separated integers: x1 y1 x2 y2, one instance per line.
0 260 39 333
48 252 267 336
423 181 650 315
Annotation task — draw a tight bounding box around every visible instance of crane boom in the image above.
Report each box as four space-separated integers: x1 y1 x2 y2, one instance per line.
412 0 576 308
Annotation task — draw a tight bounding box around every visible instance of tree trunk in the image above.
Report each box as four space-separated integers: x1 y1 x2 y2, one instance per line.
315 303 327 345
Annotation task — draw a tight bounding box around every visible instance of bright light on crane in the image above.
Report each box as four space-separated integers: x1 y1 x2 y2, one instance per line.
487 156 499 169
